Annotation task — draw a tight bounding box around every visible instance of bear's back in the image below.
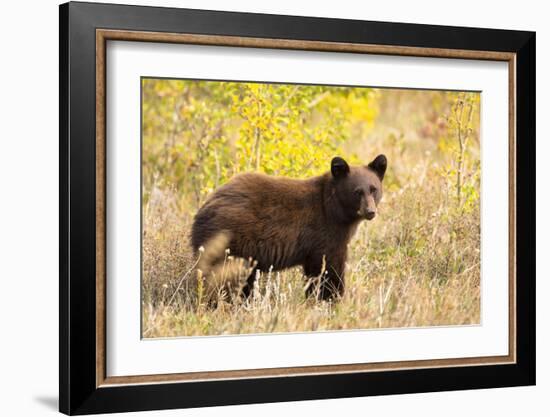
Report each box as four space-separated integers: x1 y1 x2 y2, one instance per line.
201 172 321 213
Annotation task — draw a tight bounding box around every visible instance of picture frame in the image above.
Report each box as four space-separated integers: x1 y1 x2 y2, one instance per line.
59 1 535 414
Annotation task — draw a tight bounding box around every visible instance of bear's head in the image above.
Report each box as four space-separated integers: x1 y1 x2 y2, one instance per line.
330 154 387 222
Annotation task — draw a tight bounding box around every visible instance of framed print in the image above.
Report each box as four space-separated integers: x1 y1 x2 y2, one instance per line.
59 1 535 414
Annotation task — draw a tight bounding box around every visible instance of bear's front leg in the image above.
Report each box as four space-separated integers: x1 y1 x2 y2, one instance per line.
240 266 259 299
303 255 345 301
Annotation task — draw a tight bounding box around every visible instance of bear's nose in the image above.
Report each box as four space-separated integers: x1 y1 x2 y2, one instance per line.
365 210 376 220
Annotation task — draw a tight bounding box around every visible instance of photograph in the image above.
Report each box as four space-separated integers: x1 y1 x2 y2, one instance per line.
141 78 481 338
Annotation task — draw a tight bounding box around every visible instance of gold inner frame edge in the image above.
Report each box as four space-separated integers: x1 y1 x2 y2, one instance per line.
95 29 517 388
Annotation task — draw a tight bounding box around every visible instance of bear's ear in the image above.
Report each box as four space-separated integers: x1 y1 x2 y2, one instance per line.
367 154 387 180
331 157 350 179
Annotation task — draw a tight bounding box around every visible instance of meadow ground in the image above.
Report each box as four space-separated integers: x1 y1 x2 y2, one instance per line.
141 84 480 337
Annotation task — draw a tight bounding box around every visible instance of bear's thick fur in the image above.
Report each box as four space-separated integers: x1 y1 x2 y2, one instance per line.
191 155 387 300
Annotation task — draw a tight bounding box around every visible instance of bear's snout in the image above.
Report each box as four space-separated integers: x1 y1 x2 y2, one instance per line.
356 207 376 220
357 194 377 220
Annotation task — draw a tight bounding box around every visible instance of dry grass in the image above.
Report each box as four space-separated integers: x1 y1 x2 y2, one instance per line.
142 144 480 338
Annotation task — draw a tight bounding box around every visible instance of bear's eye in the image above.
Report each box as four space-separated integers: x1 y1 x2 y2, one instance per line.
354 189 364 197
369 185 377 194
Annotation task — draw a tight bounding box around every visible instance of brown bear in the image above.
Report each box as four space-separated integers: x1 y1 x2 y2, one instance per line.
191 154 387 301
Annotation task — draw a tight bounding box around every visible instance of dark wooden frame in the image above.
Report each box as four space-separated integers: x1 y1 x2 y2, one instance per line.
60 1 536 414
